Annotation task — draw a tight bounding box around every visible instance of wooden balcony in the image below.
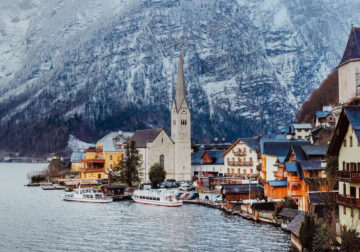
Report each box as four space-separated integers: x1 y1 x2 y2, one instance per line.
79 167 105 173
337 194 360 209
228 161 253 167
337 171 360 183
233 151 246 157
224 173 258 178
82 158 105 163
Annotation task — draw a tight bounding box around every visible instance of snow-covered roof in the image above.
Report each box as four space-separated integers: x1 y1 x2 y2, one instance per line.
291 123 312 129
98 131 134 152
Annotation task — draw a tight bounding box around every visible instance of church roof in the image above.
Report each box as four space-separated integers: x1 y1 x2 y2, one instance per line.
173 50 187 112
131 128 163 148
339 27 360 66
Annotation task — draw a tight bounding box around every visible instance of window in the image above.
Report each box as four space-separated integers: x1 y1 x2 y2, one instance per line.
238 168 240 174
162 138 164 144
344 139 347 147
160 155 164 169
305 129 309 132
351 163 357 172
109 155 113 160
351 186 356 197
297 136 302 139
350 136 353 147
249 149 252 153
351 208 354 217
98 174 101 179
110 164 113 170
347 163 350 171
344 206 346 215
358 163 360 172
343 183 346 195
356 72 360 96
250 169 253 174
343 161 346 171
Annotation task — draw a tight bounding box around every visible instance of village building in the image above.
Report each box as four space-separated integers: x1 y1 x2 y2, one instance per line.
221 184 264 210
314 106 335 128
222 138 260 179
191 150 225 177
278 208 302 231
79 131 132 180
333 27 360 121
288 211 306 251
131 49 192 182
286 123 312 140
328 106 360 235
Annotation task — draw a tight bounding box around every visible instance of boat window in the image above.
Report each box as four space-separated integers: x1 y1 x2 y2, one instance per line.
157 198 160 201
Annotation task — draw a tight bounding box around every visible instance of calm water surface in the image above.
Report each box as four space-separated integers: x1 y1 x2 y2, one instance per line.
0 163 291 252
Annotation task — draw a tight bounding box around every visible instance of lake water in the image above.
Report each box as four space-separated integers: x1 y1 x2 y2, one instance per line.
0 163 291 251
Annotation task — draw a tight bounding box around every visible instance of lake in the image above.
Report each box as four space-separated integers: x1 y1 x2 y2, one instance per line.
0 163 291 251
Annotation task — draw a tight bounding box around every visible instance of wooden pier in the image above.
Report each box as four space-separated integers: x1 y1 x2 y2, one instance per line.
183 199 221 209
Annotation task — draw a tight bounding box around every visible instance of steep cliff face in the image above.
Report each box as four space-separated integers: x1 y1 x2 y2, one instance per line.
0 0 359 154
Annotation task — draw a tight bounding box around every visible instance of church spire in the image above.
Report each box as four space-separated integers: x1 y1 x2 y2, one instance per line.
174 47 187 111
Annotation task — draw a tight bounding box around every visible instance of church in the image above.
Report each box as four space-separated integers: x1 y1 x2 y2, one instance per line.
131 49 192 182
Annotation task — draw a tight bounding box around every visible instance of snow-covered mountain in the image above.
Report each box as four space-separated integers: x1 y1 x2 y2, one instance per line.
0 0 359 154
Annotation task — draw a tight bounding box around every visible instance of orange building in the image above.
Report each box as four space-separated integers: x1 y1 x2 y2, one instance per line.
285 161 327 211
264 180 288 200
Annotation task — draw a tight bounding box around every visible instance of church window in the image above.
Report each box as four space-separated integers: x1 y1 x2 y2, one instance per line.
160 155 164 169
182 108 186 113
356 72 360 96
162 138 164 144
350 136 353 147
184 120 187 125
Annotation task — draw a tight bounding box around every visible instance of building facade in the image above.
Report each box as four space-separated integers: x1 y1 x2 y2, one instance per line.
328 107 360 235
222 138 260 179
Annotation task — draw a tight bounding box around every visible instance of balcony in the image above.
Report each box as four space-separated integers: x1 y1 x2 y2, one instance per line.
228 161 254 167
337 171 360 183
337 194 360 209
224 173 259 178
233 151 246 157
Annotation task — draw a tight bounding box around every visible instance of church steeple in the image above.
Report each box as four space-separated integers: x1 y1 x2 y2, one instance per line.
174 49 187 112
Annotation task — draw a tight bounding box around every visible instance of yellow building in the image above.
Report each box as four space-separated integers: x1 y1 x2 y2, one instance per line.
328 107 360 235
78 131 134 181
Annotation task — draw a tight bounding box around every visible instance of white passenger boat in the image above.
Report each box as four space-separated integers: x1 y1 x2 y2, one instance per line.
132 189 183 207
63 187 113 203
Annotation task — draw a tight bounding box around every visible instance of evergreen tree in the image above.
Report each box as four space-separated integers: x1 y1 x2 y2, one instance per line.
312 219 332 252
118 141 141 187
149 163 166 189
341 227 360 252
299 214 316 251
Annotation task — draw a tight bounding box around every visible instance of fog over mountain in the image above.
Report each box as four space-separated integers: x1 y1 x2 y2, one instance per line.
0 0 359 154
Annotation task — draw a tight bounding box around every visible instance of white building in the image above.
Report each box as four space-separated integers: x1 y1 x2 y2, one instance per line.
287 123 312 140
222 138 260 179
314 106 335 128
131 49 191 182
191 150 225 177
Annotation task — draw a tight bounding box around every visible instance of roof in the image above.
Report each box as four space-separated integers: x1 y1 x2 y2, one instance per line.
285 162 300 173
292 145 308 161
222 138 259 157
316 111 332 119
173 50 187 112
301 145 327 157
70 151 83 162
221 184 264 194
268 179 287 187
299 160 324 171
308 192 330 204
191 150 225 165
262 141 309 157
278 208 300 219
98 131 134 152
328 107 360 155
288 211 306 237
339 27 360 66
292 123 312 129
131 128 164 148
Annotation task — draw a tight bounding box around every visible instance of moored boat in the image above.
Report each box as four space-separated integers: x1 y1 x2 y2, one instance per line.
132 189 183 207
63 187 113 203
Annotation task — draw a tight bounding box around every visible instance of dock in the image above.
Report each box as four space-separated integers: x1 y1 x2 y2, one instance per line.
183 199 221 209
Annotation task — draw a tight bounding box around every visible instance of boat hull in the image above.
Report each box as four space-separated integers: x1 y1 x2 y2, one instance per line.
63 198 113 203
132 198 182 207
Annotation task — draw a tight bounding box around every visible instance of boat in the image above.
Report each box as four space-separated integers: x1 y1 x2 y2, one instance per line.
63 187 113 203
132 189 183 207
40 182 56 190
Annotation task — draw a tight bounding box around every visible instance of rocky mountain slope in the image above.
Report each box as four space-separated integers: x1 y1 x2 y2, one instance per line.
0 0 359 155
